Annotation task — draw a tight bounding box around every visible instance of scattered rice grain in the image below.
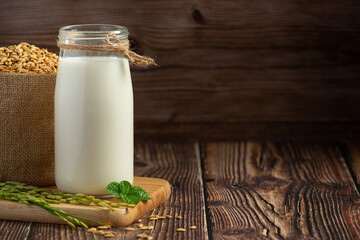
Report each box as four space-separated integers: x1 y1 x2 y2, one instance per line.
136 233 148 238
104 233 115 238
98 225 111 230
88 227 97 233
95 230 105 235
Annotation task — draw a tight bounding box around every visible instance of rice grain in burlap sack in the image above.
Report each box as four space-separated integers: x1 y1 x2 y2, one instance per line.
0 72 55 186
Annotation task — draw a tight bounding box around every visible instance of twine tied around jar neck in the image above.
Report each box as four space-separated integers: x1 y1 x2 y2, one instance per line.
57 33 157 67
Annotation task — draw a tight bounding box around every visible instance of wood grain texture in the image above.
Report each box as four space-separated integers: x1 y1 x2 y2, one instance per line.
128 143 208 240
0 221 31 240
1 0 360 139
1 142 360 239
18 143 208 239
202 142 360 239
345 142 360 190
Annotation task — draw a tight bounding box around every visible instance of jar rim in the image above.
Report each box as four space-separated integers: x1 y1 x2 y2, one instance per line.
58 24 129 41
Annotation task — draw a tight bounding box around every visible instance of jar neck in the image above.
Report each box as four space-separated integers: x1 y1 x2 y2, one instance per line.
58 24 129 46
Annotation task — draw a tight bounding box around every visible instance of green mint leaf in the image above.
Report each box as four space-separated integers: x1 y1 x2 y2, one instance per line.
106 182 121 197
132 186 152 200
106 180 152 205
119 181 132 195
120 192 142 205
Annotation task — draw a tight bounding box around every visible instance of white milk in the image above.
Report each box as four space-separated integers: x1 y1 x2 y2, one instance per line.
55 56 133 195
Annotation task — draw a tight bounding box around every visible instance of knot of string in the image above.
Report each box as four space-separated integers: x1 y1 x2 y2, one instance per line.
57 33 157 67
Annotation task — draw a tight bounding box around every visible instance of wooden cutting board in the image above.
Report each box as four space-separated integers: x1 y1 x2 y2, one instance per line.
0 177 171 226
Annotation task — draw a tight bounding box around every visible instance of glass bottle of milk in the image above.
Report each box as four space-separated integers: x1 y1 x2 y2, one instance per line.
55 25 133 195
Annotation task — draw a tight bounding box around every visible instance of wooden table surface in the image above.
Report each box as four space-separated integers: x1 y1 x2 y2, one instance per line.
1 142 360 240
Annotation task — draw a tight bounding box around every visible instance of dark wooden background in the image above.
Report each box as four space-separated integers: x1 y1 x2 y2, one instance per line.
1 0 360 140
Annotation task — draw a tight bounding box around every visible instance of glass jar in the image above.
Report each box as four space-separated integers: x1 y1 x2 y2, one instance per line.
55 24 133 195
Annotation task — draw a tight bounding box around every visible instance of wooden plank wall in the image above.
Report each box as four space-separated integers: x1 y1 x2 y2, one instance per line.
0 0 359 140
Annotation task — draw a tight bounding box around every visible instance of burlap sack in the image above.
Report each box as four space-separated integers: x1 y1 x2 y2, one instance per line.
0 72 55 186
